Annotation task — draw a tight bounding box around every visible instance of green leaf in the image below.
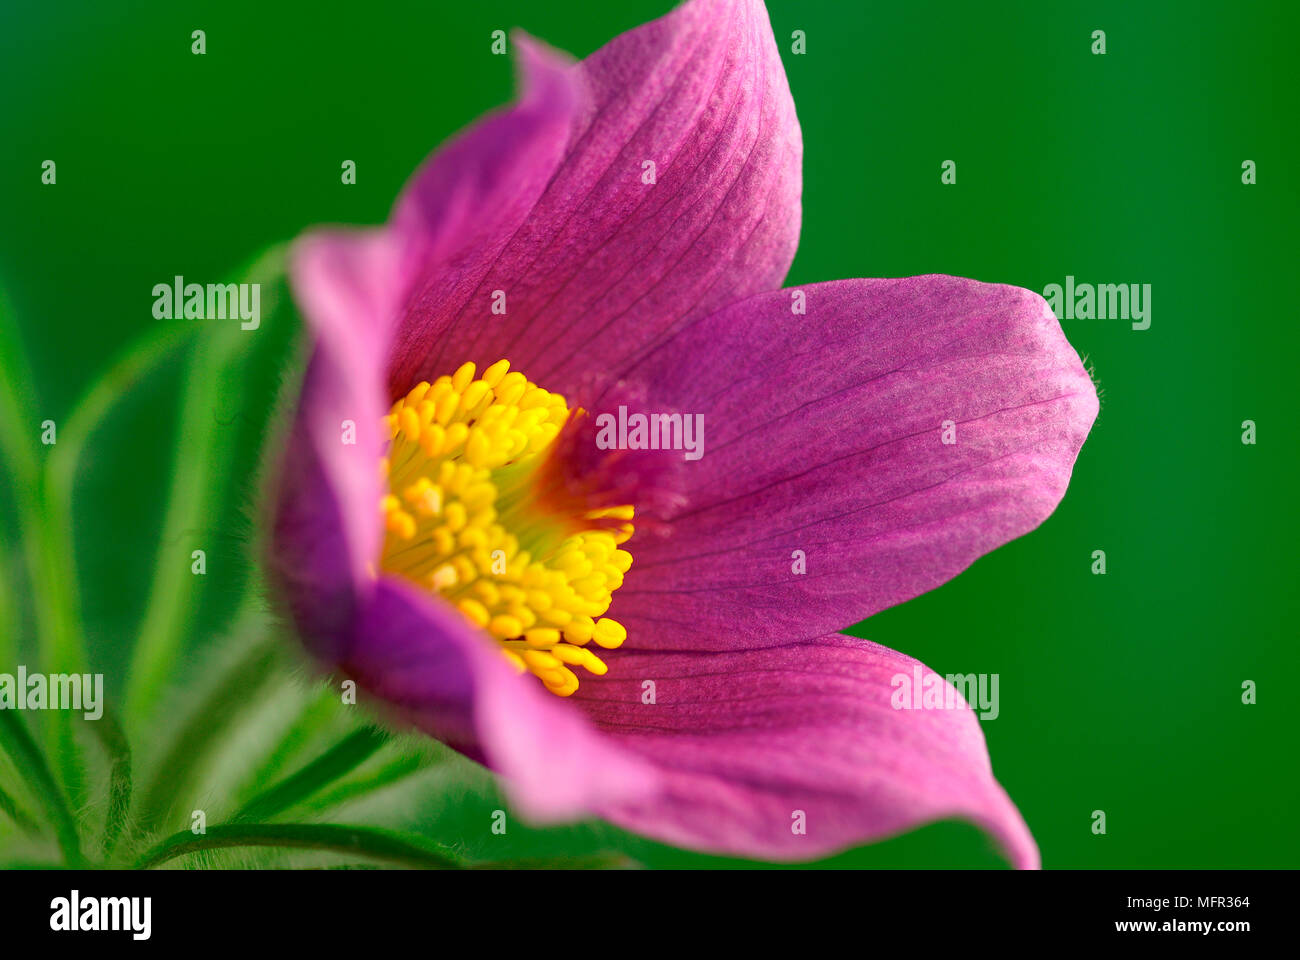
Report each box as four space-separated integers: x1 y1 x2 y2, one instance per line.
0 710 85 866
299 745 446 815
0 781 40 835
135 823 466 870
131 617 281 841
0 287 88 807
0 476 17 677
232 683 352 805
231 726 390 824
123 244 289 734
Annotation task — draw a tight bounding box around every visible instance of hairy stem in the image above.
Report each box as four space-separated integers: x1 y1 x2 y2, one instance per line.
135 822 465 870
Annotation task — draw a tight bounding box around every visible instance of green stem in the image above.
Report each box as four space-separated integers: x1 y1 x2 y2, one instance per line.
135 823 466 870
0 711 85 866
86 709 132 858
120 339 235 732
232 726 390 824
471 854 640 870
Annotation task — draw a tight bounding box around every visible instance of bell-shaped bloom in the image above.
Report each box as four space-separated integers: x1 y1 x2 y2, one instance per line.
265 0 1096 868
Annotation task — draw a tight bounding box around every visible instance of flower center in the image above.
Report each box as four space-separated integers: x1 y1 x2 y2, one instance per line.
378 359 632 696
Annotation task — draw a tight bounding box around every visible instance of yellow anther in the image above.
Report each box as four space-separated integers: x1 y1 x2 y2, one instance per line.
403 406 425 439
384 506 416 540
578 649 609 675
565 616 595 644
444 421 469 451
488 614 523 640
434 391 459 426
544 609 573 627
451 361 476 392
545 669 580 697
443 501 467 532
433 527 455 556
482 358 511 387
550 644 586 666
429 564 458 590
521 627 558 648
420 424 446 458
522 650 561 671
592 617 627 649
460 380 491 412
458 599 489 628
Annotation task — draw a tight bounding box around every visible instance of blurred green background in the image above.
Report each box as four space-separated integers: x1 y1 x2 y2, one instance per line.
1 0 1296 868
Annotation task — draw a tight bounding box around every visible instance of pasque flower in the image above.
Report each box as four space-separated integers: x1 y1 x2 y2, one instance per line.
266 0 1096 868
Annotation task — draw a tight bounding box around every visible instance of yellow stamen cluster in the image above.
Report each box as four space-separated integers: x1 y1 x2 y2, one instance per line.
379 359 634 696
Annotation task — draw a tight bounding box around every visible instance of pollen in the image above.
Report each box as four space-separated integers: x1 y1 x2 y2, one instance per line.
379 360 634 697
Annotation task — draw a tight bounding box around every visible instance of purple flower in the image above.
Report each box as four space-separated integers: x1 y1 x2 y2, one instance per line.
266 0 1096 868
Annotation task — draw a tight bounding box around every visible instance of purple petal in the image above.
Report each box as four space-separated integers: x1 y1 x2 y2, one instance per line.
388 0 803 400
574 634 1039 867
609 275 1098 648
347 577 660 818
266 229 399 661
385 35 583 392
